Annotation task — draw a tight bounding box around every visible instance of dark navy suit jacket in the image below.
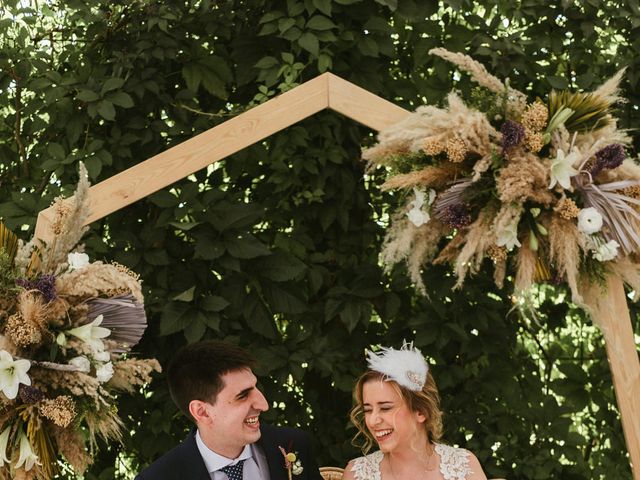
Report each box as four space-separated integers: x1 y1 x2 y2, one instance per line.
136 424 323 480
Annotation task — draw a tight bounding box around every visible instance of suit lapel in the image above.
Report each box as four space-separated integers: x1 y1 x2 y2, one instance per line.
258 425 287 480
181 429 212 480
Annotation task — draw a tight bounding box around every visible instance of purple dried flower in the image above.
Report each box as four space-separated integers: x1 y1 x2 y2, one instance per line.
36 274 57 302
19 384 45 404
500 120 526 149
16 274 57 302
590 144 626 177
15 278 35 289
440 204 473 229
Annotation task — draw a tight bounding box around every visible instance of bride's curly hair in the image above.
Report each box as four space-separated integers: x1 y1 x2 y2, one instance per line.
349 369 443 454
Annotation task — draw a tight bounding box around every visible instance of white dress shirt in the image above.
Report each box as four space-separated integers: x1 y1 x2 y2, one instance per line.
195 430 270 480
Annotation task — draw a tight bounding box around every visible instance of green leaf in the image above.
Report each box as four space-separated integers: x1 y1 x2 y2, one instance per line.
100 77 126 95
201 295 230 312
225 234 271 259
257 252 307 281
243 295 278 339
47 142 65 159
306 15 337 30
109 92 134 108
183 315 206 342
182 63 202 92
76 89 100 102
97 100 116 121
148 190 178 208
374 0 398 9
144 249 171 265
194 234 225 260
547 75 569 90
262 282 308 314
255 56 279 69
299 32 319 56
312 0 332 15
160 302 189 336
173 286 196 302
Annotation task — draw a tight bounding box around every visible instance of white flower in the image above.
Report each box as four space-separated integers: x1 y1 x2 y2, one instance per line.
407 208 429 227
406 188 436 227
56 332 67 347
0 426 10 466
549 149 579 190
15 432 40 471
96 362 114 383
66 315 111 352
292 460 304 475
578 207 603 234
69 356 91 373
67 252 90 271
0 350 31 400
594 239 620 262
94 350 111 362
496 221 521 251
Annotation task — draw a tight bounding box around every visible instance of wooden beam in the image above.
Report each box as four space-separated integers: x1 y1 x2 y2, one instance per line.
34 73 331 245
326 73 409 131
586 276 640 479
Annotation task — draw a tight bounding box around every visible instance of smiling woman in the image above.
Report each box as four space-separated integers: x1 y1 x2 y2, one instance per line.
343 343 487 480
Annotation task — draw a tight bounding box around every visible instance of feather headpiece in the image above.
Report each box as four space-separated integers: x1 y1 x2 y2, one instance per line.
366 341 429 391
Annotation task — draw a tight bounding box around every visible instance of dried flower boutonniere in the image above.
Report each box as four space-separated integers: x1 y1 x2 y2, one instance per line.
278 445 304 479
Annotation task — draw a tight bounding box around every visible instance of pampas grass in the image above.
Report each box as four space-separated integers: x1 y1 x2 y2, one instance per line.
381 164 460 191
549 216 584 303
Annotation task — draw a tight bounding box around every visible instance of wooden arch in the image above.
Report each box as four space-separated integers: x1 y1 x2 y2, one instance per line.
33 73 640 478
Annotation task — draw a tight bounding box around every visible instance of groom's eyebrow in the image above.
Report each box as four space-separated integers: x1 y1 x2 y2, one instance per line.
235 387 254 400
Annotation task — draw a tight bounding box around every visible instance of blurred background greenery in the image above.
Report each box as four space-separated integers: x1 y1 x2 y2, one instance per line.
1 0 639 478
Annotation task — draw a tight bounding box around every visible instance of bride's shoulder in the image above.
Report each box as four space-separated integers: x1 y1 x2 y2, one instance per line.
343 450 383 480
435 443 487 480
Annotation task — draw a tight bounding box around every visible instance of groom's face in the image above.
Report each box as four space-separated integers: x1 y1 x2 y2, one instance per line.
209 368 269 454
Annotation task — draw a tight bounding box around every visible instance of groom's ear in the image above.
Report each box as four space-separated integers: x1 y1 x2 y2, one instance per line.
189 400 215 425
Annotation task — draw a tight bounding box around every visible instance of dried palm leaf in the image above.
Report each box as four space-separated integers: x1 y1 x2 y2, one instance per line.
548 90 613 132
0 222 18 261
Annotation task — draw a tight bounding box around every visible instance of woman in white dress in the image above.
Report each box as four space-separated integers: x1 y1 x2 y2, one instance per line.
342 343 488 480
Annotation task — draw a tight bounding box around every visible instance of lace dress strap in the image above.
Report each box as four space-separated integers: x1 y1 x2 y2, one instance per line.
435 443 471 480
350 450 383 480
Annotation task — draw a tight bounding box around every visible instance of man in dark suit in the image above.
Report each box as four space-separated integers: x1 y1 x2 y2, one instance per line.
136 340 323 480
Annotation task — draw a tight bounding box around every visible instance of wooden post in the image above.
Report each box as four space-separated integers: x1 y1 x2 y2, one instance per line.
586 276 640 479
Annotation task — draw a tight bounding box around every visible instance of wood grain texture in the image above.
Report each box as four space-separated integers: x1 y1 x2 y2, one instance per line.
586 276 640 480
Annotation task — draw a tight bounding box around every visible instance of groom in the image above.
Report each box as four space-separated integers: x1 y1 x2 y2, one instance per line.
136 340 323 480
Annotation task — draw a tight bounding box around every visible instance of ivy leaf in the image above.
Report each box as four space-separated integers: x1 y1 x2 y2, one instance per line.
299 32 319 56
306 15 337 30
173 286 196 302
100 77 126 95
225 234 271 259
257 252 307 281
201 295 230 312
97 100 116 120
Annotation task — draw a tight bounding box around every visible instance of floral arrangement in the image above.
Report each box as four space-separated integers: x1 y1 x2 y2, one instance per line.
279 445 303 479
365 48 640 303
0 165 160 480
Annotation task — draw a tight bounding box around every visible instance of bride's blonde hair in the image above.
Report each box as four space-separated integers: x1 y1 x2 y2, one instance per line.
349 370 443 453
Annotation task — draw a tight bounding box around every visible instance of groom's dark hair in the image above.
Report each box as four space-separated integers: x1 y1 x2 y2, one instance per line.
166 339 257 419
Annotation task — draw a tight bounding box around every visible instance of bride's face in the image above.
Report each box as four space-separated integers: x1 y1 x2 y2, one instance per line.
362 379 426 453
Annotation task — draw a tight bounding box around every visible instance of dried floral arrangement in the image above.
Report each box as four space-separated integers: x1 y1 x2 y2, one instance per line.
365 48 640 302
0 164 160 480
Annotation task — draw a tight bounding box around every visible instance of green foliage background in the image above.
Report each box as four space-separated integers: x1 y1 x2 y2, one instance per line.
1 0 639 478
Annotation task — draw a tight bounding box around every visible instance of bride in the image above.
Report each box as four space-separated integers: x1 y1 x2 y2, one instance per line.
342 342 488 480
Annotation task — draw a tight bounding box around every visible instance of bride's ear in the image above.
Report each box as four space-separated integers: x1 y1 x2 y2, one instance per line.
415 410 427 424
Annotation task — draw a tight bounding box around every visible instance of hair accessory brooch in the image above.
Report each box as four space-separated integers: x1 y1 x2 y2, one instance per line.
366 341 428 392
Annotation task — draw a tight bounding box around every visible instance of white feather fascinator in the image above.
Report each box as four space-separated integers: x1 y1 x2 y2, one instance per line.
366 341 429 391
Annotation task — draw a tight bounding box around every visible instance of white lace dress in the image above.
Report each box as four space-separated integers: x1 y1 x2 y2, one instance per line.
350 444 472 480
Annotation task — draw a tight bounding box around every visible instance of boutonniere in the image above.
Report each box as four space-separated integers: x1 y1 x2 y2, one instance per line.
278 445 304 479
